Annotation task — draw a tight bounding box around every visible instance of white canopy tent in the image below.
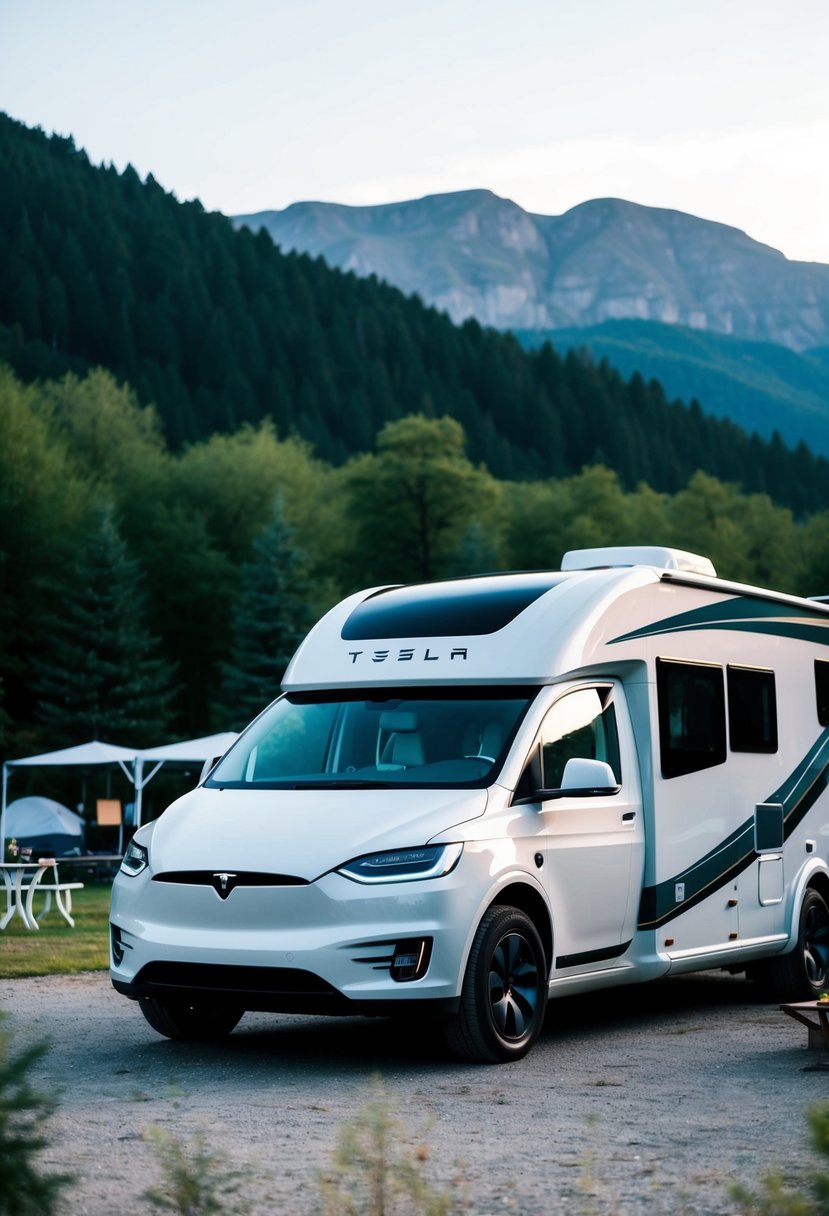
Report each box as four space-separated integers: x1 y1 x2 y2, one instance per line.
133 732 238 827
1 740 137 856
1 733 239 851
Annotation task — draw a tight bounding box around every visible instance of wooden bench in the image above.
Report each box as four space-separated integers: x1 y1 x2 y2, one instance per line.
780 1001 829 1050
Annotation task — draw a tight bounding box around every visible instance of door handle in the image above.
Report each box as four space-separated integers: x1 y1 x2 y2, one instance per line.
622 811 636 821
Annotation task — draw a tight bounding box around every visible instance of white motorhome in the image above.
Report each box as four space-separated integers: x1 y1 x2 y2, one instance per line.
110 547 829 1062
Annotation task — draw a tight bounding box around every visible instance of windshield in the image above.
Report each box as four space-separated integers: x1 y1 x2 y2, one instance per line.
206 688 536 789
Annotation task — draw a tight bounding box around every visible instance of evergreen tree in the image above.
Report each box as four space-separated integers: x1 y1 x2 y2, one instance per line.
216 499 313 730
0 1019 73 1216
0 677 9 751
31 505 175 747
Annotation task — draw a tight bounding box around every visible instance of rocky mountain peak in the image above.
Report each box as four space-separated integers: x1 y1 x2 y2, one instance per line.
234 191 829 349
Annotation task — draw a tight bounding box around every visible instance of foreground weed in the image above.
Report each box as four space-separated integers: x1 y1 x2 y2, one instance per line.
731 1102 829 1214
317 1076 454 1215
143 1125 243 1216
576 1111 621 1216
0 1013 73 1216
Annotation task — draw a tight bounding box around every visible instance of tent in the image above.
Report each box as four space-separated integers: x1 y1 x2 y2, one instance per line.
133 733 239 827
4 796 84 857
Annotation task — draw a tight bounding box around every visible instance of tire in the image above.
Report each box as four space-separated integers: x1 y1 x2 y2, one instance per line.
139 997 244 1042
444 905 548 1064
767 888 829 1001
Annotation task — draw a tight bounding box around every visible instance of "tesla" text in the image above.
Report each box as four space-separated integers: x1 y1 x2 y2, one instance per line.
347 647 469 664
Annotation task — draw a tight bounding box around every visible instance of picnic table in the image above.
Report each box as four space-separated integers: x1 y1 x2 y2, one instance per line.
780 1000 829 1050
0 859 84 930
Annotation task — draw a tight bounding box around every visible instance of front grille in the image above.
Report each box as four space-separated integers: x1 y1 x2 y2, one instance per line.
127 960 346 1015
113 959 462 1018
153 871 308 887
137 961 334 994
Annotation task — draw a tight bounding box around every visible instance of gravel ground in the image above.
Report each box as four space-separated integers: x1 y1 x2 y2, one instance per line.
0 968 826 1214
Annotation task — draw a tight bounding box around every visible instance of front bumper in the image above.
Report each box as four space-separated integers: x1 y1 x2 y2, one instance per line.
109 852 487 1015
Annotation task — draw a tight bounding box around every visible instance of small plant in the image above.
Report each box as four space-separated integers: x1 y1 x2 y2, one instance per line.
731 1102 829 1214
143 1125 242 1216
317 1075 454 1215
0 1013 73 1216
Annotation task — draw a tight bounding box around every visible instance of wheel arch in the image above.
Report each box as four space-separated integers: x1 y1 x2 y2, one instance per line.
488 881 553 976
786 861 829 951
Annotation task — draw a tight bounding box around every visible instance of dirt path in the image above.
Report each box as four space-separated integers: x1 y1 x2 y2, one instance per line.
0 969 825 1214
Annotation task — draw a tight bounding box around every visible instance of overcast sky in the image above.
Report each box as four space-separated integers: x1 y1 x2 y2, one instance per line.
3 0 829 262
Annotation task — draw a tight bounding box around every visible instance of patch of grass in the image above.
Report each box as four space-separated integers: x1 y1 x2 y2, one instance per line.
730 1102 829 1214
143 1125 243 1216
318 1075 455 1215
0 883 112 978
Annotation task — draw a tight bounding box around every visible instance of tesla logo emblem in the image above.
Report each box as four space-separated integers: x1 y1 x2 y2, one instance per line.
212 872 238 899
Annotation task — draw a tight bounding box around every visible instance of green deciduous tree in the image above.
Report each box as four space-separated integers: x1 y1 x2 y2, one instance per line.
344 415 501 584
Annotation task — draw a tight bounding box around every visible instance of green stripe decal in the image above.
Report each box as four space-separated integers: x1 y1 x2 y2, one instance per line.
611 594 829 649
638 727 829 930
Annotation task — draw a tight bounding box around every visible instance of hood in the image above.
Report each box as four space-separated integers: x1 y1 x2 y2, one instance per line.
147 786 488 881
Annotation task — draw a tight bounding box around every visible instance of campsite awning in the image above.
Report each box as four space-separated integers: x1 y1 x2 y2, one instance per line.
1 733 239 846
133 733 239 826
4 739 136 773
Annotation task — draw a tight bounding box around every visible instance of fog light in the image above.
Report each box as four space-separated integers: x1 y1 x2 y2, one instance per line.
390 937 432 982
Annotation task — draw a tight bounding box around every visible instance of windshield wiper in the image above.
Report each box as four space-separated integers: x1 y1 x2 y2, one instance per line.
292 780 394 789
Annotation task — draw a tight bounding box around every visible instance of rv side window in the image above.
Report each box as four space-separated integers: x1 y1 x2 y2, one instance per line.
657 658 726 779
727 665 778 753
536 688 621 789
817 660 829 726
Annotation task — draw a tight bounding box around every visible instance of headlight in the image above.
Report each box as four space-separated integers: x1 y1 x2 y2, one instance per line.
337 842 463 884
120 839 149 876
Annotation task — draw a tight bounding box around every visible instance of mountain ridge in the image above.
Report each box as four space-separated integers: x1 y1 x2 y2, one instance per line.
235 189 829 350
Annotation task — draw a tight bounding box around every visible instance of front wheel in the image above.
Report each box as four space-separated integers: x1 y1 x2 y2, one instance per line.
444 905 548 1063
139 997 244 1041
767 888 829 1001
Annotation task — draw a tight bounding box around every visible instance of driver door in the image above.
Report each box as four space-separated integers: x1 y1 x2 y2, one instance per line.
523 684 644 972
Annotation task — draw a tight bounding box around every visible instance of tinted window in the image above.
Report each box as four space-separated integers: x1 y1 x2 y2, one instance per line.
341 575 566 640
755 802 784 852
657 658 726 778
817 660 829 726
727 665 778 753
536 688 621 789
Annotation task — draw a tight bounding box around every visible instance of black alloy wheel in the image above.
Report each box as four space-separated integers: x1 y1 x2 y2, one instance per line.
767 887 829 1001
444 905 548 1063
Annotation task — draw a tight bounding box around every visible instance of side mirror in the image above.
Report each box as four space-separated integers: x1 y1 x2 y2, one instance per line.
561 757 618 791
199 756 221 784
513 756 620 804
